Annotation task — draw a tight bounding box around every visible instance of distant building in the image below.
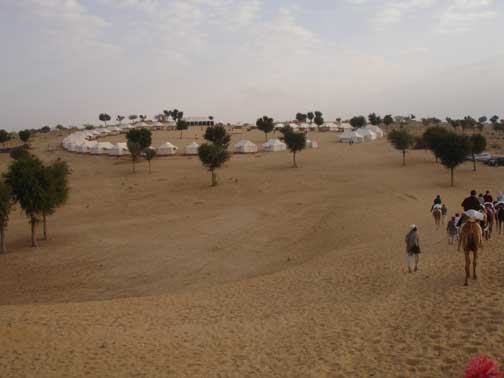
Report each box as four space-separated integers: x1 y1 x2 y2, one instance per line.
183 117 214 127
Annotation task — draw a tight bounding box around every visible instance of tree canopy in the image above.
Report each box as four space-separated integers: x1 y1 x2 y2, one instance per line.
387 129 415 166
281 128 306 168
0 129 11 146
437 133 471 186
99 113 111 125
0 181 13 254
126 128 152 150
368 113 382 126
307 112 314 124
350 116 367 128
383 114 394 126
176 119 188 138
423 126 450 162
256 116 274 140
19 130 31 143
296 113 307 123
204 125 230 146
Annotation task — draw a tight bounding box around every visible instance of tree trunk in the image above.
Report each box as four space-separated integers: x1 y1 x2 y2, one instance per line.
473 154 477 172
148 160 151 174
0 227 6 254
132 158 136 173
180 130 183 139
43 213 47 241
31 217 37 248
402 150 406 166
211 170 217 186
450 168 454 187
265 132 268 142
293 152 297 168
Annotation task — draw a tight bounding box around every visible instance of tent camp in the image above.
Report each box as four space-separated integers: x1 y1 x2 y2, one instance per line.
184 141 200 155
157 142 178 156
339 130 364 143
262 138 286 152
307 140 319 149
234 140 258 154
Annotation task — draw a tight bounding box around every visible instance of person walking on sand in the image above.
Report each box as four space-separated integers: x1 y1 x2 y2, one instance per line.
405 225 421 273
447 216 458 245
484 190 493 203
441 204 448 224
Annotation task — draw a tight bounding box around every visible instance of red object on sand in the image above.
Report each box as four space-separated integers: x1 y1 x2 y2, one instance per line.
465 356 502 378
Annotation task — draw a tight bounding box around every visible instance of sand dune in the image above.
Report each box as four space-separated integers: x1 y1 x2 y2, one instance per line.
0 129 503 377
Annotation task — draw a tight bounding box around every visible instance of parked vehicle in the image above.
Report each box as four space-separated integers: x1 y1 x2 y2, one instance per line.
485 157 504 166
466 152 492 162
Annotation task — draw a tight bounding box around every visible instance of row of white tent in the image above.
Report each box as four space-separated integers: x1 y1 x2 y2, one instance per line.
62 126 316 156
274 122 350 131
338 125 384 143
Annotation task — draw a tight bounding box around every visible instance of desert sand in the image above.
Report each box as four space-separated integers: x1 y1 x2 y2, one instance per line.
0 128 503 377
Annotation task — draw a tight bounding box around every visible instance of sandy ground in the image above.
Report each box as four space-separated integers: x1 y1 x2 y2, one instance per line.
0 128 503 377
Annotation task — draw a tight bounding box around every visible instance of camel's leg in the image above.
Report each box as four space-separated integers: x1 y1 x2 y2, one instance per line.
465 252 470 286
414 254 419 272
473 251 478 280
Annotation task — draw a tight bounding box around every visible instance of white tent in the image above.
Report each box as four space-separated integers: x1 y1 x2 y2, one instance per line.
90 142 115 154
108 143 129 156
184 141 200 155
234 140 258 154
274 123 285 130
307 140 319 149
76 140 97 153
339 123 352 131
365 125 384 138
339 130 364 143
357 128 377 141
262 138 286 152
157 142 178 156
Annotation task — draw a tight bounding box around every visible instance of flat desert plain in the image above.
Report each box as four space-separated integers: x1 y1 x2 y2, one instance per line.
0 128 503 377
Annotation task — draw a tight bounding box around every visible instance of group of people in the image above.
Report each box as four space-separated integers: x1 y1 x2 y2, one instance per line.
404 189 504 273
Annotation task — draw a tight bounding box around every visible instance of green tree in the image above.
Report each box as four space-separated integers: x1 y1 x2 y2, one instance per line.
296 113 307 123
490 115 499 125
171 109 179 122
10 145 30 161
437 133 471 187
478 116 487 124
41 160 70 240
0 129 11 147
368 113 381 126
128 115 138 123
143 147 156 173
307 112 314 125
4 155 46 247
204 125 230 146
127 141 142 173
56 125 65 130
0 182 13 254
423 126 450 162
99 113 111 126
198 143 230 186
126 128 152 150
19 130 31 144
388 129 415 166
462 116 477 134
116 115 125 124
40 126 51 133
256 116 274 141
350 116 367 128
469 134 487 172
281 128 306 168
163 110 172 121
383 114 394 126
314 114 324 127
176 119 188 139
139 115 147 122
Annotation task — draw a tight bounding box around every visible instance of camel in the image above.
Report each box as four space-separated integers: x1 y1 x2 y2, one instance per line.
432 207 442 229
496 206 504 235
458 220 483 286
483 206 494 240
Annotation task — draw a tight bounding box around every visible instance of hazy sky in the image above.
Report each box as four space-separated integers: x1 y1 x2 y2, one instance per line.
1 0 503 130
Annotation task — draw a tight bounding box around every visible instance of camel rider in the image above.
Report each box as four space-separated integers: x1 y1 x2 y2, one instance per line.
458 190 482 227
431 195 442 211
